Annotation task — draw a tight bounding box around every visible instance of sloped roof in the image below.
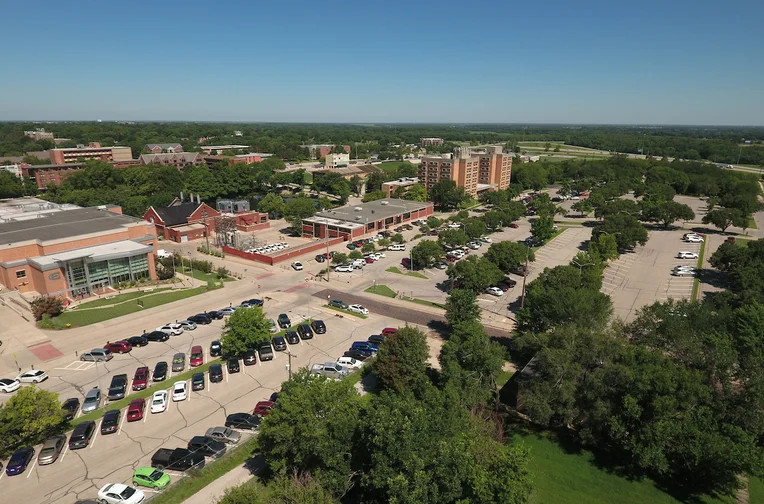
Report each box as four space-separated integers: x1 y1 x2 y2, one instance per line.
146 143 182 150
153 202 200 227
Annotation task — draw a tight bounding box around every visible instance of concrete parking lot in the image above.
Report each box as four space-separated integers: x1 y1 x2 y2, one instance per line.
602 229 702 322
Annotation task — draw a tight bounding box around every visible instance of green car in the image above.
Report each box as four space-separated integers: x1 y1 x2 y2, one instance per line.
133 466 171 489
329 299 348 310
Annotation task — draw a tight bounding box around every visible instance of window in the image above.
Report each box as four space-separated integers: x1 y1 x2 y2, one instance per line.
15 270 26 279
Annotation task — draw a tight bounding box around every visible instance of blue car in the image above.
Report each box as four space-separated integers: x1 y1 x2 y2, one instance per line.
350 341 378 353
6 446 35 475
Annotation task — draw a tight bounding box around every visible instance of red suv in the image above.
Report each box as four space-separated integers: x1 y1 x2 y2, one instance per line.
253 401 275 416
132 366 150 391
104 340 132 354
190 345 204 367
381 328 397 337
126 398 146 422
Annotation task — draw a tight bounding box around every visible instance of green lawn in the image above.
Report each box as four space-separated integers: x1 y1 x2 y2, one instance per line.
74 288 173 308
365 284 397 298
177 266 233 283
747 216 758 230
378 161 416 173
385 266 428 279
749 477 764 504
54 286 210 327
513 430 734 504
406 271 428 279
692 238 707 301
400 296 445 309
496 370 515 388
386 266 403 274
325 305 368 319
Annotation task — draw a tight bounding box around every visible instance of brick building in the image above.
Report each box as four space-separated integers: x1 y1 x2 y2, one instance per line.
139 152 203 169
143 199 220 243
0 204 157 298
302 144 351 159
301 198 433 239
49 144 133 164
21 163 85 189
418 145 512 197
144 143 183 154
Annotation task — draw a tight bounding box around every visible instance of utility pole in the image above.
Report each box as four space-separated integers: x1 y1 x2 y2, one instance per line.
286 350 296 380
202 208 210 251
520 245 530 308
325 227 330 283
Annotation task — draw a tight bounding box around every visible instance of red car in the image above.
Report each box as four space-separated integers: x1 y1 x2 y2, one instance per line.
190 345 204 367
253 401 275 416
365 257 374 264
580 192 589 197
126 398 146 422
509 223 519 229
104 340 132 354
381 327 397 337
132 366 150 391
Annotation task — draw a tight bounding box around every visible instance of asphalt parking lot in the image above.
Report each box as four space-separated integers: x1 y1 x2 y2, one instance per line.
602 229 702 322
0 293 400 504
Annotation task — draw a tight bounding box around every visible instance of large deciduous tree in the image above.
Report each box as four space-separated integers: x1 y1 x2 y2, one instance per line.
530 214 555 242
592 213 648 251
444 288 480 327
485 241 534 274
0 387 65 457
257 193 286 217
410 240 443 269
373 326 430 393
641 200 695 228
220 306 272 356
702 208 747 233
446 256 504 292
429 180 468 210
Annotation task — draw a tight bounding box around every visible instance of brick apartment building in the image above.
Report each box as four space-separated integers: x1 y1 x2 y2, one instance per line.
420 137 444 146
203 153 272 165
0 201 157 298
49 143 133 164
144 143 183 154
418 146 512 197
139 152 203 169
302 144 351 159
22 163 85 189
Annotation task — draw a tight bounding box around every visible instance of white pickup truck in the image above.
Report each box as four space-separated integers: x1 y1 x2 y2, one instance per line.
310 362 348 380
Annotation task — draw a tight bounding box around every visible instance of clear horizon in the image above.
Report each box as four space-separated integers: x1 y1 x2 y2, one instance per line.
2 0 762 125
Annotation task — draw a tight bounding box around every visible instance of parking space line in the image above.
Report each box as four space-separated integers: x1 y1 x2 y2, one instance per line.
187 380 191 402
118 409 127 435
225 367 229 383
26 459 37 478
60 445 68 462
90 425 99 450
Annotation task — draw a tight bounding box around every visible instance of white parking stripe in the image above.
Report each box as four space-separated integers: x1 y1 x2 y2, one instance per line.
60 445 68 462
225 367 229 383
26 459 36 478
118 409 127 435
187 380 191 402
90 426 99 450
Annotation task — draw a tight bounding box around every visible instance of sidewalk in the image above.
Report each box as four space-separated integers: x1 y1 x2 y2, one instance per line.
182 465 254 504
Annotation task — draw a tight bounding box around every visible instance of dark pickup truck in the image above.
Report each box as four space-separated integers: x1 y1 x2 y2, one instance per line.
107 374 128 401
151 448 205 471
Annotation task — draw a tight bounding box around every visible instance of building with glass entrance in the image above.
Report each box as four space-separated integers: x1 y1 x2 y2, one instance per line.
0 203 157 299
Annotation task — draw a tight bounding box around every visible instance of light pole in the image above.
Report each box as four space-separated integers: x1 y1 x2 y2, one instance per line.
571 259 595 273
285 350 297 380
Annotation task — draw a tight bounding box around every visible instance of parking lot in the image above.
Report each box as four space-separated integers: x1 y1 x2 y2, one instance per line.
602 229 702 322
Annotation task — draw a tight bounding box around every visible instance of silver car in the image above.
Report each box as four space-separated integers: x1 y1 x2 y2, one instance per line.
38 435 67 465
205 426 241 444
179 320 197 331
80 348 113 362
82 387 102 413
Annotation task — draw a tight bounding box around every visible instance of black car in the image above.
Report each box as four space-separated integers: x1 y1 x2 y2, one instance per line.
209 364 224 383
344 349 372 361
368 334 385 346
297 324 314 340
62 397 80 422
191 372 205 391
188 313 212 325
242 298 264 307
188 436 227 458
315 254 326 263
225 413 261 430
127 335 149 347
269 392 279 403
206 310 224 320
243 350 257 366
277 313 291 328
144 330 170 342
227 358 240 374
285 331 300 345
153 361 168 382
210 340 223 357
311 319 326 334
272 336 287 351
69 421 96 450
100 409 120 435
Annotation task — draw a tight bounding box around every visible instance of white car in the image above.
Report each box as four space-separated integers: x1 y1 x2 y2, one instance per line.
374 252 386 259
684 235 704 243
97 483 145 504
480 237 493 243
0 378 21 393
677 251 699 259
151 390 168 413
172 381 187 402
337 356 363 369
485 287 503 297
448 222 461 229
672 268 696 277
348 304 369 315
335 264 353 273
570 195 580 200
468 242 481 250
156 324 183 336
292 261 303 271
674 265 696 271
17 369 48 383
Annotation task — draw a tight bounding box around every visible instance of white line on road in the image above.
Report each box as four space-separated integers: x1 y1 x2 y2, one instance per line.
26 459 37 478
187 380 191 402
60 445 68 462
118 409 127 435
90 426 99 450
225 367 229 383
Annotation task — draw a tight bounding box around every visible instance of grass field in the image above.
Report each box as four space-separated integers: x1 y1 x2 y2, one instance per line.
365 284 397 298
377 161 416 173
54 286 210 327
749 477 764 504
513 430 734 504
177 266 233 283
325 305 368 319
385 266 428 279
74 288 173 308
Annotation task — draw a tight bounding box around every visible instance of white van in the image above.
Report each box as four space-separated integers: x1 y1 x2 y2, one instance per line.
388 244 406 251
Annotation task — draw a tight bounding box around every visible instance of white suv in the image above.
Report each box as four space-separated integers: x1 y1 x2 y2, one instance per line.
677 251 699 259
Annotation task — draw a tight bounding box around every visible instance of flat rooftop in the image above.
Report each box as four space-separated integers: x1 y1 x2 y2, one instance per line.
0 207 146 245
29 240 153 269
0 197 81 222
312 198 432 225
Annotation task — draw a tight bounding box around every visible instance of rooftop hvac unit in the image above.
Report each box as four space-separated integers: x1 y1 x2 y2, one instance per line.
354 207 363 211
381 201 389 205
355 216 362 220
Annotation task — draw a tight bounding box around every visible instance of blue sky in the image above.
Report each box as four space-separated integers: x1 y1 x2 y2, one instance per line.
2 0 762 124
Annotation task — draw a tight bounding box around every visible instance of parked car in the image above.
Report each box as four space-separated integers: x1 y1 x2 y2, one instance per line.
315 254 326 263
191 372 205 391
285 330 300 345
132 467 171 490
190 345 204 367
101 409 121 435
485 286 503 297
381 327 397 337
209 364 224 382
150 448 204 472
187 313 212 325
329 299 348 309
344 349 372 361
80 348 113 362
277 313 291 328
170 352 185 373
82 387 102 413
153 361 168 382
104 340 132 354
351 341 378 353
311 319 326 334
17 369 49 383
335 264 354 272
510 265 528 277
225 412 261 430
210 340 223 357
38 435 66 465
259 342 274 361
253 400 275 416
206 310 224 320
188 436 227 458
272 336 287 351
97 483 145 504
172 381 188 402
107 374 129 401
0 377 20 393
368 334 386 346
5 446 35 475
205 426 241 444
155 323 183 336
242 349 257 366
348 304 369 315
218 307 236 316
126 335 148 347
297 324 314 340
227 358 241 374
509 223 519 228
677 251 699 259
685 235 704 243
292 261 303 271
151 391 168 413
126 398 146 422
337 356 363 369
143 330 169 342
132 366 150 391
62 397 81 421
178 320 197 331
69 421 96 450
242 298 264 307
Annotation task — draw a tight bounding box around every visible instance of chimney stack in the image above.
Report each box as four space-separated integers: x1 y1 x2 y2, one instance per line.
197 194 201 204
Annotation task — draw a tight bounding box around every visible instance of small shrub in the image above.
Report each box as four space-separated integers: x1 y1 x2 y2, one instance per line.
216 266 230 279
